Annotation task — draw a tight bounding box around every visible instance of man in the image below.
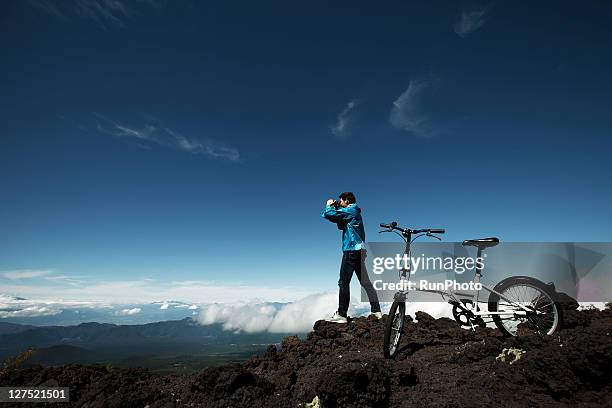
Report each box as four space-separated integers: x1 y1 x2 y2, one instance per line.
321 192 382 323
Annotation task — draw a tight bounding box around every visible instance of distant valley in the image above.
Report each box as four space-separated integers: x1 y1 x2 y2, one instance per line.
0 318 299 373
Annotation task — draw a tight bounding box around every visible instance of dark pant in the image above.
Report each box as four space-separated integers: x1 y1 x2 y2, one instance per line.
337 250 381 317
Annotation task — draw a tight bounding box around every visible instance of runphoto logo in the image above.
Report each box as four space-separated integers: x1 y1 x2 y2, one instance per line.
372 254 486 275
373 279 483 292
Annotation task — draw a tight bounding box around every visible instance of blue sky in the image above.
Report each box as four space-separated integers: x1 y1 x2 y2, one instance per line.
1 0 612 305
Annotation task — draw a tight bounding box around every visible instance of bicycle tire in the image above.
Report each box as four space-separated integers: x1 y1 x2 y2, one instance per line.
488 276 562 337
383 300 406 359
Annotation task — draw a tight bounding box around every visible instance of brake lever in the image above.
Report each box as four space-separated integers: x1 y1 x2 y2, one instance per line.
426 232 442 241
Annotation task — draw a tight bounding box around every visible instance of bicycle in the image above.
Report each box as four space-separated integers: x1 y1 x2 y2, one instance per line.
378 222 563 359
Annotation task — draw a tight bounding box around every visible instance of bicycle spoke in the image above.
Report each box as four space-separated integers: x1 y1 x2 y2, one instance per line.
496 283 558 336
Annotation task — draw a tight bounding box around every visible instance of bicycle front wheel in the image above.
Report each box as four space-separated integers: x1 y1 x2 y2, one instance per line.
488 276 562 336
383 300 406 359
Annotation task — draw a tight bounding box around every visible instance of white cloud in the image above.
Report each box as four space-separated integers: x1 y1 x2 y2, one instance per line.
390 80 434 137
198 302 279 333
160 302 169 310
578 302 608 310
400 301 453 320
197 293 457 334
330 99 360 137
116 307 141 316
93 115 240 161
267 292 350 333
198 293 342 333
1 269 53 280
454 8 488 38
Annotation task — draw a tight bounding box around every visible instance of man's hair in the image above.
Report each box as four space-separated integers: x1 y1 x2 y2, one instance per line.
339 192 356 204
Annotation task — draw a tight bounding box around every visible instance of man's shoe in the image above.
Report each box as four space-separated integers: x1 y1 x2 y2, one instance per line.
325 312 348 323
370 312 383 319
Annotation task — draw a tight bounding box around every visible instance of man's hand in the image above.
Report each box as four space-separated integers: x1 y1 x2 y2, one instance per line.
326 199 335 207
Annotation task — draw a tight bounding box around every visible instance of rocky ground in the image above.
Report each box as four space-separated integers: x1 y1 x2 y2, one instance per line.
2 307 611 408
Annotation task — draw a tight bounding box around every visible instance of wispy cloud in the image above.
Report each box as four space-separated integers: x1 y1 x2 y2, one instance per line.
29 0 162 30
390 80 435 137
1 269 86 288
1 269 53 280
94 115 241 161
330 99 360 137
163 127 241 161
454 7 488 38
44 275 87 286
169 280 216 286
96 120 157 143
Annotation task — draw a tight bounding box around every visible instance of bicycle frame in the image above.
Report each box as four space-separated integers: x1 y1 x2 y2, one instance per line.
390 229 533 319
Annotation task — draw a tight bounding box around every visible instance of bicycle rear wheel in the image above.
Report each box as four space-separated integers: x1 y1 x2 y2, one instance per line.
488 277 562 336
383 300 406 359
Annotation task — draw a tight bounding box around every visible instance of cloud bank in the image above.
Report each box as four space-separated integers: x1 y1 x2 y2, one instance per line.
0 294 204 323
197 292 456 333
0 294 108 319
198 292 343 333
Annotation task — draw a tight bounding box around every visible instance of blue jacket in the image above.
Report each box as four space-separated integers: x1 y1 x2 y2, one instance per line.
322 203 366 252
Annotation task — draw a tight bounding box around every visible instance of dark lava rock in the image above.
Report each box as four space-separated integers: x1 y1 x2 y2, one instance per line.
3 308 612 407
316 357 390 408
189 364 275 407
557 291 580 311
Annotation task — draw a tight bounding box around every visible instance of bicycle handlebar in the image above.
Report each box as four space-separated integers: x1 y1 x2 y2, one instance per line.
379 222 445 235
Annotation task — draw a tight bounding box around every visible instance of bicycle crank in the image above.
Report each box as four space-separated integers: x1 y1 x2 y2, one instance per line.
452 301 486 329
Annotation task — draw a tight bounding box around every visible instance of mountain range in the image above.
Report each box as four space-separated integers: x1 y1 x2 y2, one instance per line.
0 317 297 372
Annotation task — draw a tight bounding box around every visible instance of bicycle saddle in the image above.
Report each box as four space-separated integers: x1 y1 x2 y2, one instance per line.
462 237 499 249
